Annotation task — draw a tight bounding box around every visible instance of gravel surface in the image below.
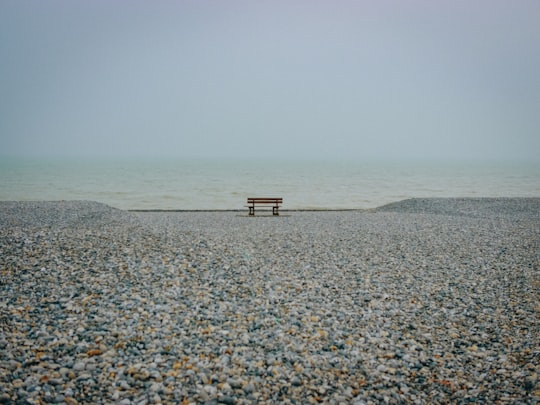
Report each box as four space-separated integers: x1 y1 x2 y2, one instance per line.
1 199 539 404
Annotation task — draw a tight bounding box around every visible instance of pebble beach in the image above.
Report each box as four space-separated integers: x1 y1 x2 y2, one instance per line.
1 199 538 404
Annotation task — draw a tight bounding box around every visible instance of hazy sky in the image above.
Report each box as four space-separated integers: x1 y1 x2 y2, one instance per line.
1 0 539 160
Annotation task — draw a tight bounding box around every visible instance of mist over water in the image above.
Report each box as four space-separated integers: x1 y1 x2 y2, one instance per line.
1 2 539 163
1 158 539 210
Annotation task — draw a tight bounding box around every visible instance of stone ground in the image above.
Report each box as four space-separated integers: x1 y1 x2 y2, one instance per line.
0 198 538 404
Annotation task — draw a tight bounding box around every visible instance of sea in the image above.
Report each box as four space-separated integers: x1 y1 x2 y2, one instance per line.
1 157 539 211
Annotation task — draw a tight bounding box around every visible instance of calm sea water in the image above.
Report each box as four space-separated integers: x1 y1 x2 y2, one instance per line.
1 157 539 210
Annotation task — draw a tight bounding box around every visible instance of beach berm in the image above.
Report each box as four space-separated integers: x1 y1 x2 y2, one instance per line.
0 199 538 404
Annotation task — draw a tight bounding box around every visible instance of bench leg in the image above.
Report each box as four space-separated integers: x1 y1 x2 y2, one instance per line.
273 206 279 216
249 206 254 216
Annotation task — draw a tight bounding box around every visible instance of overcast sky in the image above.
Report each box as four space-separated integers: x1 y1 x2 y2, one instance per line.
1 0 539 161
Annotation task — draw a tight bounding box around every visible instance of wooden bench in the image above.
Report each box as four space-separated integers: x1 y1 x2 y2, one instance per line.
246 197 283 216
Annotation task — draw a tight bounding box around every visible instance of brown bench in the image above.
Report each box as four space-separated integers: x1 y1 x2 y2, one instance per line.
246 197 283 216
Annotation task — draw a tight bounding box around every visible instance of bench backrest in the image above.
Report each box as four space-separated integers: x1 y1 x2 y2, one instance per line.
247 197 283 204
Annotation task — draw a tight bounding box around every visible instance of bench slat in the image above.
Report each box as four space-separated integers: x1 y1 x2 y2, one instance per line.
247 202 282 205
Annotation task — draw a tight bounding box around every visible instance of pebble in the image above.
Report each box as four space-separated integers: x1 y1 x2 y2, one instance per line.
0 199 539 404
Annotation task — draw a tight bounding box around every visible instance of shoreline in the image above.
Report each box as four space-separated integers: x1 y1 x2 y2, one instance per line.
3 196 539 213
1 198 539 403
127 208 367 213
